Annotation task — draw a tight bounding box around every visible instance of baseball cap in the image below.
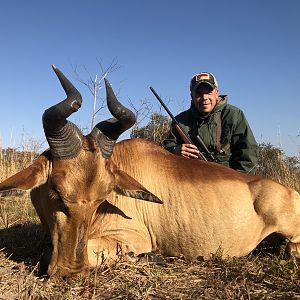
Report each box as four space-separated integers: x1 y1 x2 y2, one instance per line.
190 72 218 91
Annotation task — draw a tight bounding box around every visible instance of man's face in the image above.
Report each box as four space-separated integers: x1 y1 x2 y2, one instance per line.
192 83 219 115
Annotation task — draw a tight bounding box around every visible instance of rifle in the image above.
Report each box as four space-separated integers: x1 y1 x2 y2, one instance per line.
149 87 216 162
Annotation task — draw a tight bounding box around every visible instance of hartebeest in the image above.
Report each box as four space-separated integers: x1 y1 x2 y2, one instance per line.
0 66 300 278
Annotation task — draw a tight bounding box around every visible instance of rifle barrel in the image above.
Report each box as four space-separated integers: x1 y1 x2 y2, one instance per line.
150 87 208 161
149 87 177 122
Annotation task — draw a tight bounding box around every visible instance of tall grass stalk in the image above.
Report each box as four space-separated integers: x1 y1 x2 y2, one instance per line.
257 145 300 192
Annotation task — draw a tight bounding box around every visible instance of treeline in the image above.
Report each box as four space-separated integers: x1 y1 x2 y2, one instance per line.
131 113 300 192
0 115 299 192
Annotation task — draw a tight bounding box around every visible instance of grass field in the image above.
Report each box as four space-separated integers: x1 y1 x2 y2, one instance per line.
0 144 300 299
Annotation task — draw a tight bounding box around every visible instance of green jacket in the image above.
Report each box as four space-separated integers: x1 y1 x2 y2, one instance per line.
163 95 259 174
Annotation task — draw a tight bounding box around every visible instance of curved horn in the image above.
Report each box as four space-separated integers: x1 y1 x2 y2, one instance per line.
90 79 136 159
43 65 83 159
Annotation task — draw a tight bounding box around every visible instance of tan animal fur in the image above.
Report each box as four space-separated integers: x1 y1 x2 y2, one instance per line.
1 66 300 278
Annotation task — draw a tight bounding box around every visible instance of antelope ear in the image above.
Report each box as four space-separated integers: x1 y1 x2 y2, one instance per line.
113 169 163 204
0 152 51 197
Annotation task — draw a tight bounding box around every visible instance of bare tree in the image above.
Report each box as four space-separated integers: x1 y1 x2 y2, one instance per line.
127 97 153 131
73 58 120 130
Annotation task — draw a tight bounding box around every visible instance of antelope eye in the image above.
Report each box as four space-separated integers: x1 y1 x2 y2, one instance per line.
50 188 70 215
50 188 58 199
50 188 65 204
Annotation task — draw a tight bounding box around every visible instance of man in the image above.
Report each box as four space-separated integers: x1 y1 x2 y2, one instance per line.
163 72 259 173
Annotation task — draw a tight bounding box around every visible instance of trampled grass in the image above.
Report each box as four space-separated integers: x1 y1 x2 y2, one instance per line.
0 142 300 299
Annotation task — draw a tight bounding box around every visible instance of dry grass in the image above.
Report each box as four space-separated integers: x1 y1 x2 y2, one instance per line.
1 225 300 299
257 145 300 193
1 142 300 299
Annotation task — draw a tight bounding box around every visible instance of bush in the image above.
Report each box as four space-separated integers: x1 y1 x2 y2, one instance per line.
130 113 171 146
257 143 300 192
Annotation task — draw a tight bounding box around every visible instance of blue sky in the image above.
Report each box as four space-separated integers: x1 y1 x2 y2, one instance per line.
0 0 299 157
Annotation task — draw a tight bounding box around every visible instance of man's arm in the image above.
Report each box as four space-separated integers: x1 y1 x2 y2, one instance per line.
229 110 259 174
163 123 200 158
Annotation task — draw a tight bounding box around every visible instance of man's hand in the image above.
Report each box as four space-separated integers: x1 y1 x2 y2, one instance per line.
178 144 200 159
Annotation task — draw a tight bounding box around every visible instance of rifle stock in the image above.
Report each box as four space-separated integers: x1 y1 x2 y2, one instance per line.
172 123 193 145
172 124 207 161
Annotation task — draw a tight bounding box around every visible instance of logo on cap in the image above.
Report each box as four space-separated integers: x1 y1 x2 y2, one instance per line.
190 72 218 91
195 73 210 82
